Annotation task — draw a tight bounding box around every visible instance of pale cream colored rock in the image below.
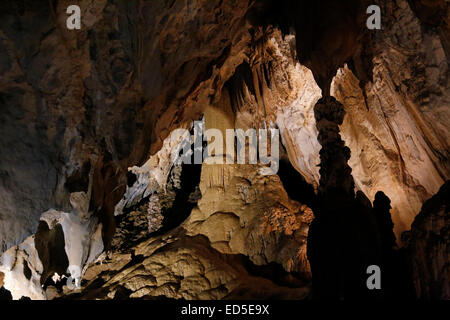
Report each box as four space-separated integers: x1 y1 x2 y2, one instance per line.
0 236 45 300
182 94 312 276
329 0 449 240
332 64 448 239
65 230 310 300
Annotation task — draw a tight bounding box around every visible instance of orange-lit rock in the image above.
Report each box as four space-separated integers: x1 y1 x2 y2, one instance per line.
0 0 448 301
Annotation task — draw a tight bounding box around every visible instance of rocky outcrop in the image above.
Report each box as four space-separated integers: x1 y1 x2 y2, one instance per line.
253 0 374 91
306 97 381 299
252 0 450 240
0 0 256 252
0 235 45 300
63 230 309 300
56 45 317 298
331 0 449 239
259 0 448 298
404 181 449 300
0 192 104 299
0 0 448 301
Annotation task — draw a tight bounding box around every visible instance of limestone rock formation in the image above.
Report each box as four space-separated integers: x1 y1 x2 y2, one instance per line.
0 0 255 252
63 230 309 300
0 194 103 299
332 0 449 238
0 0 448 301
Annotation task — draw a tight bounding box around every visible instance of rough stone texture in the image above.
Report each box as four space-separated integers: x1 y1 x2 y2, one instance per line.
251 0 450 240
183 101 312 277
58 50 316 299
0 0 448 301
63 230 309 300
0 0 255 251
224 29 322 188
1 0 444 250
253 0 374 91
110 203 149 253
147 193 163 234
0 235 45 300
331 0 449 239
0 191 104 299
404 181 449 300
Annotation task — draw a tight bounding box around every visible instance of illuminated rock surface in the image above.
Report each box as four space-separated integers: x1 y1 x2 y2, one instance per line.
0 0 448 300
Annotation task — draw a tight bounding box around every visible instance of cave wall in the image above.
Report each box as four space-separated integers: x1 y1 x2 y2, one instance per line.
0 0 256 251
404 181 449 299
1 0 446 255
0 0 448 300
332 0 449 238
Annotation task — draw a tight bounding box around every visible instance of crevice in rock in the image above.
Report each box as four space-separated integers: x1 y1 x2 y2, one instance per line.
157 162 202 234
112 286 134 300
22 260 31 280
0 0 448 301
43 274 66 293
277 155 316 210
64 161 91 193
64 277 109 300
126 171 137 188
225 61 258 113
34 221 69 286
90 149 127 251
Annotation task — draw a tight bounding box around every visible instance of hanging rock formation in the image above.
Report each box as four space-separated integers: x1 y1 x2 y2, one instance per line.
403 181 449 300
0 0 448 300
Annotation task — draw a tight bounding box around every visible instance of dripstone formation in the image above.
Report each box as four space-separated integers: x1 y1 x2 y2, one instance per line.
0 0 448 300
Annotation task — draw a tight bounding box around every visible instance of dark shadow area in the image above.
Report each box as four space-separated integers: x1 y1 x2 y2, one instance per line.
243 258 310 289
34 221 69 286
112 286 134 300
277 157 316 209
64 161 91 193
248 0 373 91
157 162 202 234
226 61 258 112
126 170 137 187
89 146 127 251
43 274 67 294
306 97 415 300
23 260 32 280
153 123 204 236
0 287 12 300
